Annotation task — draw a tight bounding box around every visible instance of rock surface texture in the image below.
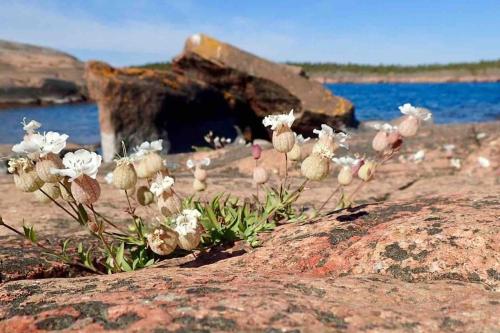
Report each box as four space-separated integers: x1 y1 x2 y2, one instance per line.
0 122 499 332
85 34 354 161
0 40 86 107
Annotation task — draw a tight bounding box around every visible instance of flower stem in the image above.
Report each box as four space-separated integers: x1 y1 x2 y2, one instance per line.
284 153 288 187
317 184 341 214
39 188 79 221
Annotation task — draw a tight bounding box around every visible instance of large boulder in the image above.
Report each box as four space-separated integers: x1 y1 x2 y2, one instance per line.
86 34 355 162
0 40 86 106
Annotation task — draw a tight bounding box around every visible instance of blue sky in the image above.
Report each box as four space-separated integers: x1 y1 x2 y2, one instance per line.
1 0 499 66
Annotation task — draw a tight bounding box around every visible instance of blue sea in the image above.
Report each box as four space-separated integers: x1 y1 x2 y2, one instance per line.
0 83 499 145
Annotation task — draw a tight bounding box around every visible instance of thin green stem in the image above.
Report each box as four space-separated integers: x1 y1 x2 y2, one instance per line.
39 188 79 221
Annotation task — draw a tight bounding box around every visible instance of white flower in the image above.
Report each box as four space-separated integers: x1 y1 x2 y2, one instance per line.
104 172 113 184
372 123 398 133
295 134 310 145
450 158 461 169
186 157 210 169
476 132 487 140
12 131 68 158
174 209 202 236
22 118 41 134
332 156 359 166
262 110 295 130
150 176 175 197
398 103 432 121
51 149 102 181
478 157 490 168
133 139 163 158
312 142 335 159
411 150 426 163
313 124 349 149
443 144 456 153
7 157 32 173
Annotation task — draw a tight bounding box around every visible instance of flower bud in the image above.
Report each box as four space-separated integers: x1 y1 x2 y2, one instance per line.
14 168 44 192
147 226 178 256
113 163 137 190
136 186 154 206
272 126 296 153
358 161 376 182
71 175 101 205
251 144 262 160
88 220 102 234
194 167 207 182
337 166 353 186
193 179 206 192
157 192 182 216
301 154 329 181
36 153 63 183
372 131 389 152
398 115 419 137
253 166 269 185
34 183 61 203
287 144 302 161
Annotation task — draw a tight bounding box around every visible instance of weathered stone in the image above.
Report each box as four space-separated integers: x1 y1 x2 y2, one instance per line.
173 33 355 133
85 34 355 161
0 39 86 107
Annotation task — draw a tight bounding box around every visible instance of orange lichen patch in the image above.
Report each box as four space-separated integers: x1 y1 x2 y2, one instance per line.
185 34 228 61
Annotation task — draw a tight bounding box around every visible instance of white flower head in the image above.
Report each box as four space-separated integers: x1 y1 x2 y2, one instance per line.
443 144 456 153
398 103 432 121
12 131 68 158
478 156 490 168
476 132 487 140
104 172 113 184
450 158 461 169
22 118 41 134
332 156 359 167
262 110 295 130
295 134 310 145
372 122 398 133
174 209 202 236
186 157 210 169
150 176 175 197
51 149 102 181
133 139 163 158
7 157 32 173
313 124 350 149
411 150 426 163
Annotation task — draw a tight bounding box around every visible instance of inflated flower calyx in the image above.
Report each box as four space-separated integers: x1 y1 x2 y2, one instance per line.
147 226 179 256
301 154 329 181
157 192 182 217
287 144 302 161
372 131 389 152
175 209 203 251
112 161 137 190
137 186 154 206
251 144 262 160
36 153 63 183
10 159 44 192
398 115 419 137
272 125 296 153
71 175 101 205
397 103 432 138
193 166 207 182
34 183 61 203
358 161 376 181
337 166 353 185
193 179 206 192
59 178 75 202
253 166 269 185
135 152 163 179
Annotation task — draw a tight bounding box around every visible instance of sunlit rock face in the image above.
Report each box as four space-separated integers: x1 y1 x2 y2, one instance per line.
85 34 355 161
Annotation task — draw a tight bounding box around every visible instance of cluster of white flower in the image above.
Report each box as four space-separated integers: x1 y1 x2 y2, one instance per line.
150 176 175 197
262 110 295 130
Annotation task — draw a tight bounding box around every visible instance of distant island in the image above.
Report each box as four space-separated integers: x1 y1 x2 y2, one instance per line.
140 60 500 83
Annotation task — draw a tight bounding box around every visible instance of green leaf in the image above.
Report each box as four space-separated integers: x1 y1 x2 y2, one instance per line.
22 225 37 242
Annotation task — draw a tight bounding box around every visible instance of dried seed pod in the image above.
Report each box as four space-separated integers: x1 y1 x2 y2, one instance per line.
157 192 182 216
337 166 353 186
136 186 154 206
147 226 178 256
272 126 296 153
253 166 269 185
112 163 137 190
177 228 202 251
398 115 419 137
287 143 302 161
34 183 61 203
358 161 376 182
194 167 207 182
372 131 389 152
14 168 44 192
71 175 101 205
59 178 75 202
36 153 63 183
301 154 329 181
193 179 206 192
